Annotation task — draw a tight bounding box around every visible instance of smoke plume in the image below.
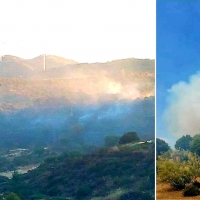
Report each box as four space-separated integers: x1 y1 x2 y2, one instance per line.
163 72 200 138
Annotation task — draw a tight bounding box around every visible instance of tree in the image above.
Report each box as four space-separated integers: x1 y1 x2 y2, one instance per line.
104 135 120 147
190 137 200 156
119 131 140 145
156 138 171 155
175 135 192 150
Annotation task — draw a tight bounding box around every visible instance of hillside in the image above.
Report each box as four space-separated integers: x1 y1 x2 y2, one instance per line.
0 140 155 200
0 96 154 148
0 56 155 149
0 57 154 147
0 55 78 77
0 55 155 199
0 57 154 112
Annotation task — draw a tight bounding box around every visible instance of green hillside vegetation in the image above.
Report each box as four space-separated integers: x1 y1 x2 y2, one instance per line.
0 133 155 200
157 134 200 197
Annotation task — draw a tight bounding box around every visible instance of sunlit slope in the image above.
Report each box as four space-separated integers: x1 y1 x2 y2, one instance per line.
0 57 154 112
0 55 78 77
0 57 155 148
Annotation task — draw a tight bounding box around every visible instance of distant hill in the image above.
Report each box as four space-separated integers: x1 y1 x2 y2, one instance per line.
0 56 154 112
0 55 153 79
0 55 78 77
33 58 154 79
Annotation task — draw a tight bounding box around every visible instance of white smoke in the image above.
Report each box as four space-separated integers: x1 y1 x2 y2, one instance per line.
163 71 200 138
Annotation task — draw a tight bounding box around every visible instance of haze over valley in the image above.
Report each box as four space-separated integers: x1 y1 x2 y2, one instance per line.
0 55 154 147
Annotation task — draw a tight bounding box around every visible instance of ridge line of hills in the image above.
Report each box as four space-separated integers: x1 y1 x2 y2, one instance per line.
0 56 155 112
0 55 154 78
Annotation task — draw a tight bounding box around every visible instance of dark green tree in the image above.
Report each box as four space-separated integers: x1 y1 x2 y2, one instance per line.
104 135 120 147
190 137 200 156
119 131 140 145
156 138 171 155
175 135 192 150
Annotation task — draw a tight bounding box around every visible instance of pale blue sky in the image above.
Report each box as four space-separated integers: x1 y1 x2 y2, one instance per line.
157 1 200 147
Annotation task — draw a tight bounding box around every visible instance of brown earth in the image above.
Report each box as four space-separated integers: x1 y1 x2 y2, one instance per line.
157 179 200 200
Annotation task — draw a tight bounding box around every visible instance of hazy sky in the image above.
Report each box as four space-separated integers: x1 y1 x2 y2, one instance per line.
157 1 200 147
0 0 155 63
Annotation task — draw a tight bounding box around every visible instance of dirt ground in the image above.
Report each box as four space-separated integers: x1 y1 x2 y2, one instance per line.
0 164 39 178
157 181 200 200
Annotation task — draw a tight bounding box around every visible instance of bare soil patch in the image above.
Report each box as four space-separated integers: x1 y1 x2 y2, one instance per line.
157 181 200 200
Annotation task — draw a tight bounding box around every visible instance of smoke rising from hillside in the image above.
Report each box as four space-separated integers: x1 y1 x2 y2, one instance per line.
0 97 155 147
164 72 200 138
0 57 155 147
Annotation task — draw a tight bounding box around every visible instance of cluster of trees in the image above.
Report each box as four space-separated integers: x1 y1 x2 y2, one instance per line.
175 134 200 156
157 134 200 156
157 134 200 197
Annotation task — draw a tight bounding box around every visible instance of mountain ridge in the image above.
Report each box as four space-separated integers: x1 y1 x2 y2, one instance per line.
0 55 154 78
0 55 78 77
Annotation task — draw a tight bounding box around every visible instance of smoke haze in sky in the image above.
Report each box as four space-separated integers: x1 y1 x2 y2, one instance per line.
164 71 200 138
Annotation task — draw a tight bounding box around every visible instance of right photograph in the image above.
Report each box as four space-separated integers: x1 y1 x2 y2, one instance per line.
157 1 200 199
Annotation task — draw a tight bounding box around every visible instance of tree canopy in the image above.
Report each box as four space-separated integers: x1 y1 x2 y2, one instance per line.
175 135 192 151
190 137 200 156
119 131 140 145
156 138 171 155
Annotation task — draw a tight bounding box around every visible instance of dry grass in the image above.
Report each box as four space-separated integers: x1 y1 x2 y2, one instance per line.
157 178 200 200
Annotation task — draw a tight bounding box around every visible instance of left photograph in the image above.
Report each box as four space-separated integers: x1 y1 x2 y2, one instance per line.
0 0 155 199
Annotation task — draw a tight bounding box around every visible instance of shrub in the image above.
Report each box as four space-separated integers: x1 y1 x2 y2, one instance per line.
193 181 200 188
183 185 200 196
170 176 191 190
157 158 193 190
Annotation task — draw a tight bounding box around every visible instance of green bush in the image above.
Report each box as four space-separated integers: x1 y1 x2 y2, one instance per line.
170 176 191 190
183 185 200 196
193 181 200 188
